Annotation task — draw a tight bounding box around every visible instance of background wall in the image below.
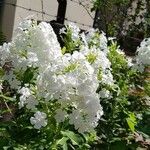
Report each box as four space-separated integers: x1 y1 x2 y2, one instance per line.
1 0 95 41
1 0 16 41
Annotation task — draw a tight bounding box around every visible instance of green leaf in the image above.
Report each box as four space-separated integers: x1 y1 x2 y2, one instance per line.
61 130 82 145
126 112 137 132
62 143 68 150
23 67 36 84
13 148 22 150
2 146 10 150
62 47 67 54
0 67 4 77
0 94 15 102
57 137 69 145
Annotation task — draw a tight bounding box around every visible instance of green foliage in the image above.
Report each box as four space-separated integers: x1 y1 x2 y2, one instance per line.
92 0 150 45
92 0 130 36
63 63 78 73
92 0 129 11
0 96 95 150
61 28 80 54
95 42 150 149
86 53 97 64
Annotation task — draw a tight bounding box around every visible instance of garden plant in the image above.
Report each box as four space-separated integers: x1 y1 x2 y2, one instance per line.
0 19 149 150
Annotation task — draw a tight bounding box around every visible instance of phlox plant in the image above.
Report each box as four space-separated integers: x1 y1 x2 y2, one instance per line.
0 19 150 150
60 22 150 149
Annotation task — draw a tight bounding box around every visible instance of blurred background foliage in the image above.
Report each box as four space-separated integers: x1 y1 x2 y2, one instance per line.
92 0 150 55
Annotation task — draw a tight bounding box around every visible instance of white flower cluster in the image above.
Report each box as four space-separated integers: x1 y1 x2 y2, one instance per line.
66 23 114 85
122 0 147 35
134 38 150 72
0 20 114 133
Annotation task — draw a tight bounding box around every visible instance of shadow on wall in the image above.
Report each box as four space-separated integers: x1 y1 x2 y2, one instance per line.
0 0 17 42
0 0 4 30
0 0 6 45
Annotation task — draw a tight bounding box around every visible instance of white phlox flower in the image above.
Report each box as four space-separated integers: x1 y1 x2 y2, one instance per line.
54 109 68 123
99 88 112 99
18 86 38 110
18 87 32 109
30 111 47 129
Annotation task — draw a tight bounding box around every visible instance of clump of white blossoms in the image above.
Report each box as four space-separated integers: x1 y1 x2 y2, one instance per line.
0 20 116 133
134 38 150 72
66 23 114 85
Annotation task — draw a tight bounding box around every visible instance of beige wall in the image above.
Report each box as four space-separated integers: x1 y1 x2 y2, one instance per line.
66 0 94 29
14 0 58 30
2 0 94 41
